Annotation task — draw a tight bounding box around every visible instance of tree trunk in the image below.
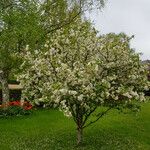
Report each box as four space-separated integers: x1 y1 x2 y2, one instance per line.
77 127 83 145
0 70 9 107
76 107 84 145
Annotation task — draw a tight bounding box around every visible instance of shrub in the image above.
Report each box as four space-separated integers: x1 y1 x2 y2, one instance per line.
0 100 32 117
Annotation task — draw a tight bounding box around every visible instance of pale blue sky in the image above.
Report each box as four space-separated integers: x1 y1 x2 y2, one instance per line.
86 0 150 60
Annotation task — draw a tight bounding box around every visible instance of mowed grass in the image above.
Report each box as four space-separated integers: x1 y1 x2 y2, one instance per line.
0 101 150 150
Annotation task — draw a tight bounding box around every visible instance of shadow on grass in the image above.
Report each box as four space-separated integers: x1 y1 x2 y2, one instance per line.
8 128 144 150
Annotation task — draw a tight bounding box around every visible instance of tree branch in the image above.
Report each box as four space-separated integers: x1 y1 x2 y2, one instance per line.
83 107 112 129
82 106 97 127
46 10 81 34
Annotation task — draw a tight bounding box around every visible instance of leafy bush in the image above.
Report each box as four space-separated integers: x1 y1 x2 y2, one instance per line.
8 101 33 110
0 106 31 117
0 100 32 117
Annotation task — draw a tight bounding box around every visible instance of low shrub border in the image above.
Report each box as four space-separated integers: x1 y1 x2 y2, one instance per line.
8 100 32 110
0 100 32 117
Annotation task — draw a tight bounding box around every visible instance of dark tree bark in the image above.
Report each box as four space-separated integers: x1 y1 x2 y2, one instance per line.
76 107 84 145
0 70 9 107
77 126 83 145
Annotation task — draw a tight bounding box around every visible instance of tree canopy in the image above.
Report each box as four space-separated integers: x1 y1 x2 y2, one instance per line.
18 18 150 144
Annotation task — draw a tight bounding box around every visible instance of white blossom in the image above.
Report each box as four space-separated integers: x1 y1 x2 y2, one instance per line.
17 19 150 118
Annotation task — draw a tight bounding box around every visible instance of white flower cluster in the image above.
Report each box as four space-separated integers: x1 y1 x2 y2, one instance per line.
17 20 150 117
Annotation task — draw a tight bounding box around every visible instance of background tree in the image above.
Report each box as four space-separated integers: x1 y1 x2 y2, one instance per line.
18 19 150 145
0 0 44 106
0 0 106 106
41 0 106 33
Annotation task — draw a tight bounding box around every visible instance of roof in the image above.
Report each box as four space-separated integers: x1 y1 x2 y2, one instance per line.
8 84 23 90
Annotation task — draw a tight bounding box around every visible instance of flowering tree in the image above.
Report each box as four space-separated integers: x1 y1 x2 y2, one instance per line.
18 20 149 144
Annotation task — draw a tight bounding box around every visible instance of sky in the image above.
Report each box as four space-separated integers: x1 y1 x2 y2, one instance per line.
86 0 150 60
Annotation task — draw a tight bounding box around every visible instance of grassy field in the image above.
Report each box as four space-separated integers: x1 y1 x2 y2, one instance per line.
0 102 150 150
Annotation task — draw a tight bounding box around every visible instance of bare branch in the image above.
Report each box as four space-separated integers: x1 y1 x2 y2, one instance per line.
83 107 111 128
82 106 97 126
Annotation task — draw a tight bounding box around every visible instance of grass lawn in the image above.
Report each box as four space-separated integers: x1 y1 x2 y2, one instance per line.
0 102 150 150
